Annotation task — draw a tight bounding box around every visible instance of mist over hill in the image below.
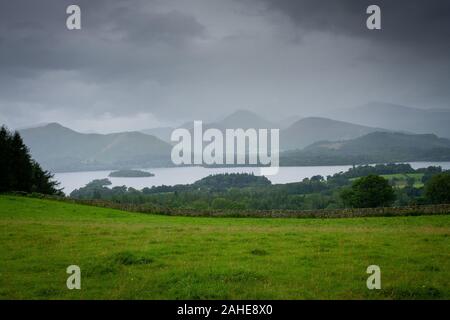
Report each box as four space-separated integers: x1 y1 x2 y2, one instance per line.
20 123 172 172
211 109 277 130
328 102 450 138
17 106 450 172
141 110 386 150
280 117 385 150
141 127 175 144
281 132 450 166
141 110 278 143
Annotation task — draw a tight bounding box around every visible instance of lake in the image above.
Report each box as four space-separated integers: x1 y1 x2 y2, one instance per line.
54 161 450 195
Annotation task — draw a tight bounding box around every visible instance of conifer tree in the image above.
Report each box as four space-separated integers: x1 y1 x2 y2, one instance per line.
0 125 61 195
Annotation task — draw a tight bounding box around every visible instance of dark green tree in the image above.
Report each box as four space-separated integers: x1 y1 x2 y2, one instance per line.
425 173 450 204
10 131 33 192
341 175 395 208
0 125 61 195
0 126 13 192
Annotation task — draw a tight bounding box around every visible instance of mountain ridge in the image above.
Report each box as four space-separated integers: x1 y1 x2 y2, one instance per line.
280 116 387 150
328 101 450 138
20 123 172 172
281 131 450 166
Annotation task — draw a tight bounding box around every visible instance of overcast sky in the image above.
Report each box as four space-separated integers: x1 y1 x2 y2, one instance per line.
0 0 449 133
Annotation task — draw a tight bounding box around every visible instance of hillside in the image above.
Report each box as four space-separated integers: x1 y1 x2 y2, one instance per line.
280 117 384 150
141 111 384 152
308 131 450 153
20 123 172 172
0 195 449 299
328 102 450 138
18 111 450 172
140 127 175 143
281 132 450 166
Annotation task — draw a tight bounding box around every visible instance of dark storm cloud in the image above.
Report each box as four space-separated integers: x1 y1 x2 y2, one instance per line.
0 0 205 76
0 0 449 132
257 0 450 56
0 0 209 128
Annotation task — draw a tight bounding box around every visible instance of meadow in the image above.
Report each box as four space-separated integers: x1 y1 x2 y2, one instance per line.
0 195 449 299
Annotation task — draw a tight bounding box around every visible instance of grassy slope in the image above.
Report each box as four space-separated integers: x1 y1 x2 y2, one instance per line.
0 195 449 300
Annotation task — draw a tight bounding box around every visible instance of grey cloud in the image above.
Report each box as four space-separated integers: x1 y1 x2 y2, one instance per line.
0 0 209 126
256 0 450 55
0 0 449 132
0 0 205 76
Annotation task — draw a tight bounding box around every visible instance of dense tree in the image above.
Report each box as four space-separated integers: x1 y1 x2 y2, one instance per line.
341 175 395 208
425 173 450 204
193 173 271 191
0 125 61 195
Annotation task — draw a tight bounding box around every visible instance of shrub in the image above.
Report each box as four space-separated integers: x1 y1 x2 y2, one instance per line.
425 173 450 204
341 175 395 208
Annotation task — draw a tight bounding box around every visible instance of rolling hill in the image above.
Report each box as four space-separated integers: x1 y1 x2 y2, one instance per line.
280 117 385 150
141 111 383 152
18 110 450 171
281 132 450 166
20 123 172 172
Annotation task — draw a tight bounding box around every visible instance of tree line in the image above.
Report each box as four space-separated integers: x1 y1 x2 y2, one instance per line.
70 165 450 211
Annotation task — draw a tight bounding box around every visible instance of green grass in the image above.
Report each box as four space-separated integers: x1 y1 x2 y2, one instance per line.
0 195 449 300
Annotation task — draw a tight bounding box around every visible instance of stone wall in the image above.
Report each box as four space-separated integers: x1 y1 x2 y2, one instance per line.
18 193 450 219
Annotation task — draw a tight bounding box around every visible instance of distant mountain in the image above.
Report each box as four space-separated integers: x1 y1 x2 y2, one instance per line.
20 123 172 172
281 132 450 166
280 117 385 150
140 110 278 143
328 102 450 138
211 109 277 129
140 112 389 153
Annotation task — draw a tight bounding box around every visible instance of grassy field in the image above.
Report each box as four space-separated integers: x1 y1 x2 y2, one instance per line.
0 195 449 300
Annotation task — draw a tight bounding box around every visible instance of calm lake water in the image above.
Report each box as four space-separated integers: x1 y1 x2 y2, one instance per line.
54 162 450 195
